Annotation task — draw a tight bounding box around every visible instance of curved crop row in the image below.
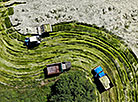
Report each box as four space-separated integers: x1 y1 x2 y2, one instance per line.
0 1 138 102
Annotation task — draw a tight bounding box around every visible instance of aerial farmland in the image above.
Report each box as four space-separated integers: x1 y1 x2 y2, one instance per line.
0 0 138 102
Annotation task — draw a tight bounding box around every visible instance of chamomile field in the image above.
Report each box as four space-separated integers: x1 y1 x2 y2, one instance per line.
0 0 138 102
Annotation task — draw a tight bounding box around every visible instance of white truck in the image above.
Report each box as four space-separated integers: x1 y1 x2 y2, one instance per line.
24 24 52 48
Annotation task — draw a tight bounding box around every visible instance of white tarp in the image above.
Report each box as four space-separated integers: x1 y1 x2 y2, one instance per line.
99 75 110 90
29 36 38 42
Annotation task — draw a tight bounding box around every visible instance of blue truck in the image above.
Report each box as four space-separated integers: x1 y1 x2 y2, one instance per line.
92 66 113 93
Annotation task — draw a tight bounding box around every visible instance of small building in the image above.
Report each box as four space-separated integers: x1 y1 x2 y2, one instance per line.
37 24 52 37
43 62 71 77
92 66 113 93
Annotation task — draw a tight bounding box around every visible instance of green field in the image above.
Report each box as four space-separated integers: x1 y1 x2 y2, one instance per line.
0 1 138 102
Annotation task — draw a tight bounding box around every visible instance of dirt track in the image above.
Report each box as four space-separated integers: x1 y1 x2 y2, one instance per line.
10 0 138 57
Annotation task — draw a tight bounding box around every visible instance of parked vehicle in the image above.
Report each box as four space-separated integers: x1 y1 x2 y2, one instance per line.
24 36 41 48
24 24 52 48
92 66 113 93
44 62 71 76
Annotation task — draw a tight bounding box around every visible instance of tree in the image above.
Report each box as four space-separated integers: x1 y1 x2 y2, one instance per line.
48 70 96 102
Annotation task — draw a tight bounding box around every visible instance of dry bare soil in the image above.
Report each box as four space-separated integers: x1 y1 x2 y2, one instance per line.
0 0 138 102
10 0 138 57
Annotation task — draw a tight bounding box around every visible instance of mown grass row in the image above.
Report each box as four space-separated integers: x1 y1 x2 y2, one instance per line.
1 30 135 101
50 23 138 101
0 1 138 102
0 22 137 101
45 31 134 101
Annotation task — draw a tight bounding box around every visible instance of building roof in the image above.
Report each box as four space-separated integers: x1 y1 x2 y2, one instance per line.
42 24 52 32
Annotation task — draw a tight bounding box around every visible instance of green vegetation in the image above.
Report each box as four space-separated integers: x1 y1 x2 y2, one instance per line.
4 17 12 28
49 70 96 102
0 0 138 102
0 0 10 2
0 85 51 102
8 7 14 15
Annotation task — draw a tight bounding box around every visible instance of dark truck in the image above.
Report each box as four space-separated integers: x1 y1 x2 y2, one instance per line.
43 62 71 77
92 66 113 93
24 36 41 48
24 24 52 48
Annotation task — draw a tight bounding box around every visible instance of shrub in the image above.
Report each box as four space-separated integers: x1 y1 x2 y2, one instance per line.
0 85 51 102
8 7 14 15
4 17 12 28
49 70 96 102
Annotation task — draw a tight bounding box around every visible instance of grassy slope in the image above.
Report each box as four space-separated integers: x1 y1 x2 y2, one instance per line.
0 0 138 102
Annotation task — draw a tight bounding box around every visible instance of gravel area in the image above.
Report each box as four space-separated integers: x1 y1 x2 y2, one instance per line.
9 0 138 57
